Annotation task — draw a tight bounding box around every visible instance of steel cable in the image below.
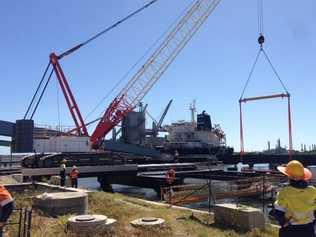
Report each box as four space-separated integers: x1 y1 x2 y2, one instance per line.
24 62 51 119
239 49 262 99
262 49 289 94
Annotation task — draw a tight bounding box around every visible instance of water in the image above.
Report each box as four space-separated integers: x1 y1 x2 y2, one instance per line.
78 177 158 200
78 177 99 190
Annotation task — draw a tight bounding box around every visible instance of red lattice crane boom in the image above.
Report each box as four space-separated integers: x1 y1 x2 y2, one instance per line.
50 53 89 136
90 0 221 149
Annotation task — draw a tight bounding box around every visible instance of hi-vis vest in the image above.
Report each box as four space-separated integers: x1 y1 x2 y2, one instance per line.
70 169 79 179
0 185 13 207
274 185 316 225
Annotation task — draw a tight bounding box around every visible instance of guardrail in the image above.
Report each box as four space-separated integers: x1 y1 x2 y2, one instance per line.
3 208 32 237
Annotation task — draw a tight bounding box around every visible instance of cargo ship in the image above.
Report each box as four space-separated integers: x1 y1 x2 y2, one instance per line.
160 111 233 161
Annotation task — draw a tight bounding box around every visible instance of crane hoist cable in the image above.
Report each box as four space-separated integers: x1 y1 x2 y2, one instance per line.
257 0 264 37
24 0 159 121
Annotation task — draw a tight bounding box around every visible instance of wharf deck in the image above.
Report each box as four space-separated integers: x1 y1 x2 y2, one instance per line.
21 162 202 178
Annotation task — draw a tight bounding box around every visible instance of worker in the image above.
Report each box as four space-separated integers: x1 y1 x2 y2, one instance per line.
59 159 67 187
271 160 316 237
0 185 14 237
174 150 179 163
165 168 176 202
70 166 79 188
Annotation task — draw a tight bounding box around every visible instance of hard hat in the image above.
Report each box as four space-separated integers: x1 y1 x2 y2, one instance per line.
61 159 67 163
277 160 312 181
72 165 77 169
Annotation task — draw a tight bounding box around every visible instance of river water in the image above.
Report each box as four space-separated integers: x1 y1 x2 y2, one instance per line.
78 177 159 200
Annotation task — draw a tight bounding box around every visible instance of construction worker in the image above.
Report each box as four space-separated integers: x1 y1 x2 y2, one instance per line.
174 150 179 163
165 168 176 202
271 160 316 237
70 166 79 188
0 185 14 237
59 159 67 187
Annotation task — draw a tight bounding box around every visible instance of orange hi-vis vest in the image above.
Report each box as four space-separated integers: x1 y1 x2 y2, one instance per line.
70 169 79 179
0 185 13 206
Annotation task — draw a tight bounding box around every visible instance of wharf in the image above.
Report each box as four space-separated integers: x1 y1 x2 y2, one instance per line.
21 162 202 178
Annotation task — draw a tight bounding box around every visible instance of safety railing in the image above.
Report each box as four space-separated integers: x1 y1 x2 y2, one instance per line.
2 208 32 237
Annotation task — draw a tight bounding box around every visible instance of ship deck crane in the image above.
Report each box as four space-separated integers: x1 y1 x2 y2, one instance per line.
146 99 173 137
25 0 222 151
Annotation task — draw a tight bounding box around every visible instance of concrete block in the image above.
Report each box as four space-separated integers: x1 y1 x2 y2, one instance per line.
12 174 23 183
214 203 265 231
33 192 88 217
49 176 71 187
49 176 60 185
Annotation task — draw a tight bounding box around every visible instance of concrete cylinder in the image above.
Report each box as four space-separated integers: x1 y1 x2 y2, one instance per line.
33 192 88 217
130 217 165 228
67 214 116 236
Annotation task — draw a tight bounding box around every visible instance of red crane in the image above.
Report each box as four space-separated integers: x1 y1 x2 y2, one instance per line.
25 0 221 150
90 0 221 148
24 0 159 136
50 52 89 136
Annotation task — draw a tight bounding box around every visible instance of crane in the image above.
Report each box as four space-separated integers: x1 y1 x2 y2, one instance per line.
24 0 159 136
146 99 173 137
90 0 221 149
24 0 221 150
156 100 173 132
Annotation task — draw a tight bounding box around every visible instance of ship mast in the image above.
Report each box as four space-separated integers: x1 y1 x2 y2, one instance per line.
189 100 197 123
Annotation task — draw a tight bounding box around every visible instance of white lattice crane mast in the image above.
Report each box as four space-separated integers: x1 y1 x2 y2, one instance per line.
90 0 221 149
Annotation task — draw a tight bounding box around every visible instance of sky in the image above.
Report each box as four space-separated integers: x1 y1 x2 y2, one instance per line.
1 0 316 154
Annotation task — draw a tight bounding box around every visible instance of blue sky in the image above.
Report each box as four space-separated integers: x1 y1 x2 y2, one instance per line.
1 0 316 154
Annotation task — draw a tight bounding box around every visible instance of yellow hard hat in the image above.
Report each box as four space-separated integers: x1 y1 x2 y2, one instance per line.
277 160 312 181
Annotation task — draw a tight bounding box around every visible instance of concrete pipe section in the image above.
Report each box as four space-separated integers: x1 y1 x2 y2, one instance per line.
130 217 165 228
67 214 116 236
33 192 88 217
